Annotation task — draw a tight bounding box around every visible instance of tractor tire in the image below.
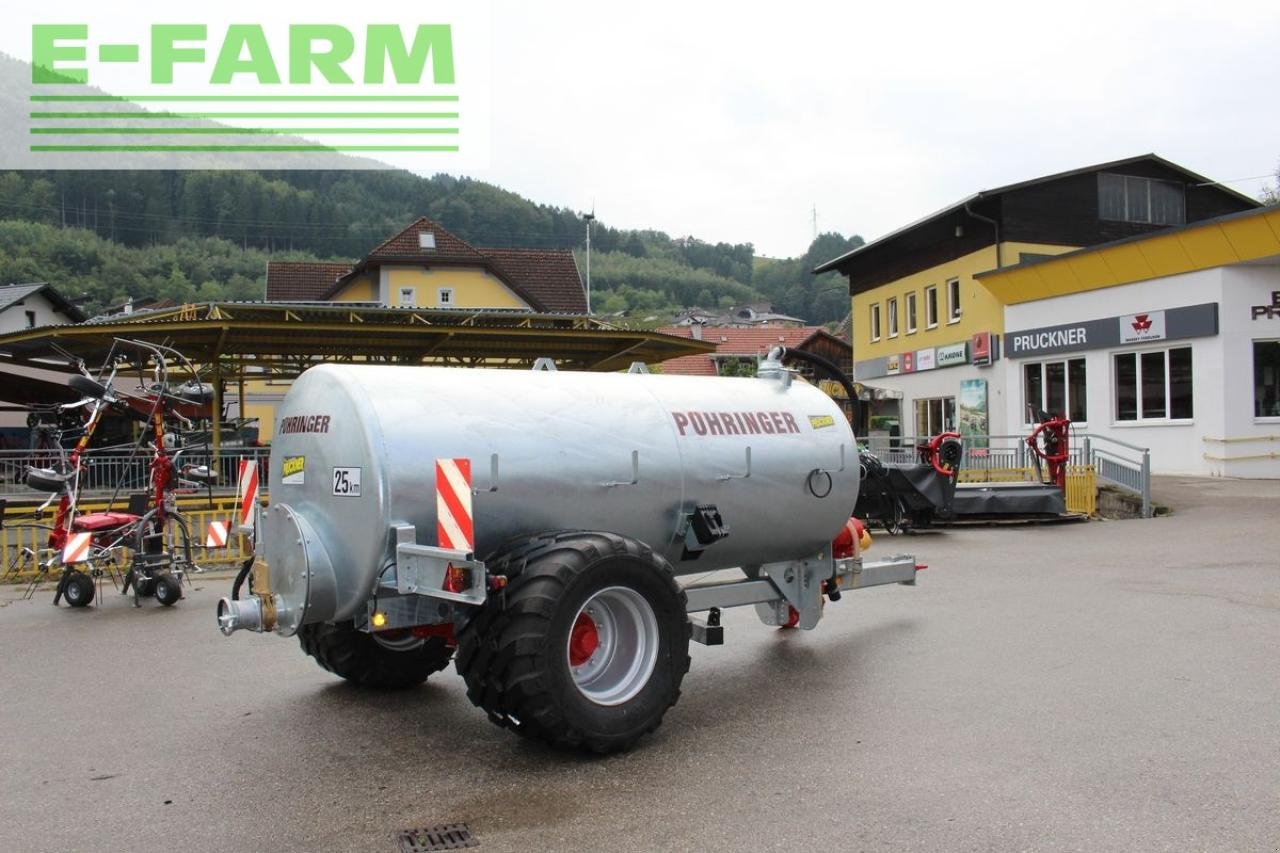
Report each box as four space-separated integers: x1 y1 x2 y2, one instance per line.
62 570 95 608
456 531 691 754
297 621 453 689
153 573 182 607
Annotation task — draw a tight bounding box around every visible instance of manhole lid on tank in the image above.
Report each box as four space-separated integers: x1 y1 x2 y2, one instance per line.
397 823 478 852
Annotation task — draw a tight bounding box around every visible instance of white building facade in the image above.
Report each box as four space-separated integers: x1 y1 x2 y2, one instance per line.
1001 265 1280 477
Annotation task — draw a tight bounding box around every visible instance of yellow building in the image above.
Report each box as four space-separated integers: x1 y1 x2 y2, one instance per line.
814 155 1258 438
265 217 586 313
252 218 588 438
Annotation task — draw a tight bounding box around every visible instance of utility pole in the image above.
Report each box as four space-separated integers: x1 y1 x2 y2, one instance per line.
583 211 595 314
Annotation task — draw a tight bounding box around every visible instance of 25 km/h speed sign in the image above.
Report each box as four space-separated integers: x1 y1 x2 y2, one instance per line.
331 467 362 497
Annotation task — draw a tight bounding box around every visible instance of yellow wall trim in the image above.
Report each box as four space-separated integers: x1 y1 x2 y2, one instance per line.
981 207 1280 304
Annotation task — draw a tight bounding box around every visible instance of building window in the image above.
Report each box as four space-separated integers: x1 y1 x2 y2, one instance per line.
1098 173 1186 225
1255 340 1280 418
438 288 454 306
397 287 415 307
1024 358 1087 423
905 292 918 334
1114 347 1193 422
869 303 881 342
887 297 899 337
947 278 961 323
24 310 36 328
925 285 938 328
914 396 956 437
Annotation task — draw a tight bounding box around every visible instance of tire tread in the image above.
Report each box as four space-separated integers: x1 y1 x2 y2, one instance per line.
298 621 453 689
456 530 691 754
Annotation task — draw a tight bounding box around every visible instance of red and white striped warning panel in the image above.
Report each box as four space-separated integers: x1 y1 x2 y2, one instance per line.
62 531 92 564
205 520 229 548
237 460 259 528
435 458 474 552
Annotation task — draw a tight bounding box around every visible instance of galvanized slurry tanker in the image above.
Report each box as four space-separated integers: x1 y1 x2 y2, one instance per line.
218 353 921 752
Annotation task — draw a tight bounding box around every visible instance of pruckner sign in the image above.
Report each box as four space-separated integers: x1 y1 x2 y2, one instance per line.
1008 303 1219 358
1009 326 1090 355
1 0 491 171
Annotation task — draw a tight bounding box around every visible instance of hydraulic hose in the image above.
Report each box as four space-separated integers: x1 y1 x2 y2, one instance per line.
231 556 254 600
775 346 861 428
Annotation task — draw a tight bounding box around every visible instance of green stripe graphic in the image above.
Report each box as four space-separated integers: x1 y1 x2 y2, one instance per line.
30 95 460 102
31 127 459 135
31 112 460 119
31 145 460 152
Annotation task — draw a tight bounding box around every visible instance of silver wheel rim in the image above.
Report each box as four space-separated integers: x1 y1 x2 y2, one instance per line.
567 586 660 706
372 631 425 652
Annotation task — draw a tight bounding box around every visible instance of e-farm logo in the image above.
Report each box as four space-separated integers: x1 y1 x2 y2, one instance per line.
3 2 490 170
32 25 456 88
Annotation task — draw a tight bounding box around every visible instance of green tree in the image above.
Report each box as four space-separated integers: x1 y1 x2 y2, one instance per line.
1262 160 1280 204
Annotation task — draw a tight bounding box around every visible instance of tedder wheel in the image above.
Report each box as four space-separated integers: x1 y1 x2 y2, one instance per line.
62 570 95 608
456 531 691 754
153 573 182 607
297 621 454 689
125 570 156 599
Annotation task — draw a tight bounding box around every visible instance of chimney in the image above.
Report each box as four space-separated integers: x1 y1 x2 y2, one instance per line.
690 324 702 341
123 298 133 315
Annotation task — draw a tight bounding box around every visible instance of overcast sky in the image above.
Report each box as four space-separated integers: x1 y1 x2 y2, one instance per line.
477 0 1280 258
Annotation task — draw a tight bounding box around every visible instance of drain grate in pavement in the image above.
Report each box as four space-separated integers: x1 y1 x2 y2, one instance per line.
397 824 478 851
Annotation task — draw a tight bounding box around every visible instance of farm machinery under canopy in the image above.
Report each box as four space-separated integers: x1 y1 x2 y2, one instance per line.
218 352 925 753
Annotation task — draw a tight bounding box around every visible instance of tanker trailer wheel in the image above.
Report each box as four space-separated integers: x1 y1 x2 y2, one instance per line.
456 531 691 754
297 621 454 689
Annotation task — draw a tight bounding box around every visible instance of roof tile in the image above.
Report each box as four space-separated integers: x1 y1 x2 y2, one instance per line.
480 247 586 313
366 217 488 264
265 261 353 301
655 325 822 376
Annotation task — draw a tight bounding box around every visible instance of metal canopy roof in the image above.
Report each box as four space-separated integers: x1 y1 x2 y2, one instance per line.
0 301 716 377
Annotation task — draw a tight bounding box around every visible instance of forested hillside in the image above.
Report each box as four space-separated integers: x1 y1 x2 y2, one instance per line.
0 169 862 323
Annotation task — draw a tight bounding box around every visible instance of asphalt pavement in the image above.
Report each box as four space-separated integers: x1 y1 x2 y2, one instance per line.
1 475 1277 852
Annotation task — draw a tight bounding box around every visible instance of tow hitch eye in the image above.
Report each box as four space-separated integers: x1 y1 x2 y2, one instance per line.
218 595 270 636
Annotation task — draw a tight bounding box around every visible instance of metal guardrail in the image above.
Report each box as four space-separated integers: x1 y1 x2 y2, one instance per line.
1077 435 1152 517
1 496 256 583
858 431 1151 518
0 447 271 496
857 433 1088 470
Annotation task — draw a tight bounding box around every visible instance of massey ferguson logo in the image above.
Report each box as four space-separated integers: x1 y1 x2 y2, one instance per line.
1120 310 1166 344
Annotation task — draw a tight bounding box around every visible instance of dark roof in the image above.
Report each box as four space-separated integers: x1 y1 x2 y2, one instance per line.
813 153 1262 274
975 200 1280 280
265 261 352 301
481 248 586 313
265 219 587 313
0 282 87 323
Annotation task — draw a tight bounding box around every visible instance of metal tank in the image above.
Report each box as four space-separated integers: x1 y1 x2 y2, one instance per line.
258 361 858 631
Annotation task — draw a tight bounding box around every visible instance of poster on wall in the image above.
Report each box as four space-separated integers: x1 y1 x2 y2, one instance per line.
958 379 989 448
